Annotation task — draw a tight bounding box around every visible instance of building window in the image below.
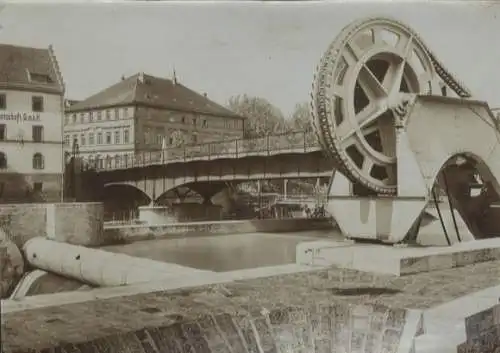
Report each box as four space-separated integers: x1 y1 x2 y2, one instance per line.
89 112 93 122
32 96 44 112
80 133 86 146
106 110 111 120
106 132 111 144
89 133 95 145
64 134 70 146
33 182 43 192
0 124 5 141
97 111 102 120
114 130 120 144
72 114 76 124
124 129 130 143
80 113 84 123
114 108 120 120
123 107 129 118
97 132 103 144
114 154 120 167
72 134 77 145
192 134 197 144
181 116 186 124
202 119 208 128
0 152 6 169
192 117 197 126
0 93 5 110
33 153 44 170
32 125 44 142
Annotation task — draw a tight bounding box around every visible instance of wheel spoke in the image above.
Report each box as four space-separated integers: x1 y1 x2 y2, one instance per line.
358 65 388 101
344 42 363 67
396 33 414 58
356 102 388 129
336 120 356 142
371 27 383 45
382 59 406 97
337 103 384 146
339 123 379 149
362 157 374 174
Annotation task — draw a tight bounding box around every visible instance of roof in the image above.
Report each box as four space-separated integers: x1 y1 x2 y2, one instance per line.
64 99 80 109
0 43 64 94
67 73 244 119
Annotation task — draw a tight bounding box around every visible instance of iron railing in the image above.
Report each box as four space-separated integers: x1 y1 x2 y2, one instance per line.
84 130 320 172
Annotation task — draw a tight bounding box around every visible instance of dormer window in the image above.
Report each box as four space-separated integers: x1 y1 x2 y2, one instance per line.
28 72 53 84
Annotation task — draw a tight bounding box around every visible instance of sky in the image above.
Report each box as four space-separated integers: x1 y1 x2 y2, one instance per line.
0 1 499 116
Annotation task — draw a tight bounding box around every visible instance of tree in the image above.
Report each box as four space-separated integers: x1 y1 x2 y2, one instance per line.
289 102 312 132
227 94 287 138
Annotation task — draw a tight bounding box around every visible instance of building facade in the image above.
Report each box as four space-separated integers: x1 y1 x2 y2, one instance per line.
64 73 245 167
0 44 65 204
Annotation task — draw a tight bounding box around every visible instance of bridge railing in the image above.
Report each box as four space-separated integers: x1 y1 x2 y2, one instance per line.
87 130 320 172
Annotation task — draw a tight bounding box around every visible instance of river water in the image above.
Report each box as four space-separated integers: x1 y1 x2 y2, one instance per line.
103 229 342 272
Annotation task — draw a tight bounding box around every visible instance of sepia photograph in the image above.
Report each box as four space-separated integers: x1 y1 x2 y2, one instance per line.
1 0 500 352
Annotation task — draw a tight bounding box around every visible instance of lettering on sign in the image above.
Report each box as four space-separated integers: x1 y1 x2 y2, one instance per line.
0 112 41 123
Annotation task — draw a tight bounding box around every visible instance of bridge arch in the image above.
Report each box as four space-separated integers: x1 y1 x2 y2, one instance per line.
153 181 240 205
102 182 152 220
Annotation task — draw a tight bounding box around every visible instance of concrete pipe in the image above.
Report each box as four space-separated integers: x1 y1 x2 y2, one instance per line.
0 229 25 299
23 237 213 287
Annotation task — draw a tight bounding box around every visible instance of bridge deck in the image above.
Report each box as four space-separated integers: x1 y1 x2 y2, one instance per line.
2 260 500 352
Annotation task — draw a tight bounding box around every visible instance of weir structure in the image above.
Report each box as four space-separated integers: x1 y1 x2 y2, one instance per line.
3 16 500 353
311 17 500 245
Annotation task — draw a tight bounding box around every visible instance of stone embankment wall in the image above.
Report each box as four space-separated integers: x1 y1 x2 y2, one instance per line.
0 202 104 247
5 301 416 353
104 218 333 244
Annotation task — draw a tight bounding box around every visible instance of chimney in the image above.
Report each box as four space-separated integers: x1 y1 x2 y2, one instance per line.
172 67 178 85
138 72 144 84
121 75 125 81
203 92 207 98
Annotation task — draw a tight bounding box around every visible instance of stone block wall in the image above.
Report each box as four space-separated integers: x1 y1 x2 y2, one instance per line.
8 303 413 353
0 203 47 247
0 202 104 247
104 218 333 244
457 303 500 353
46 202 104 246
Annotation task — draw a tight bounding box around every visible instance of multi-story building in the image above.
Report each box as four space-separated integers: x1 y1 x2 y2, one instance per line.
0 44 65 203
64 72 245 166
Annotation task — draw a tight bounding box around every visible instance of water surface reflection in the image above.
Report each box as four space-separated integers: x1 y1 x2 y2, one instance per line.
103 230 341 272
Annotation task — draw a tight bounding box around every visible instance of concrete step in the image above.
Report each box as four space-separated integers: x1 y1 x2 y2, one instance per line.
415 285 500 352
414 319 466 353
414 330 465 353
